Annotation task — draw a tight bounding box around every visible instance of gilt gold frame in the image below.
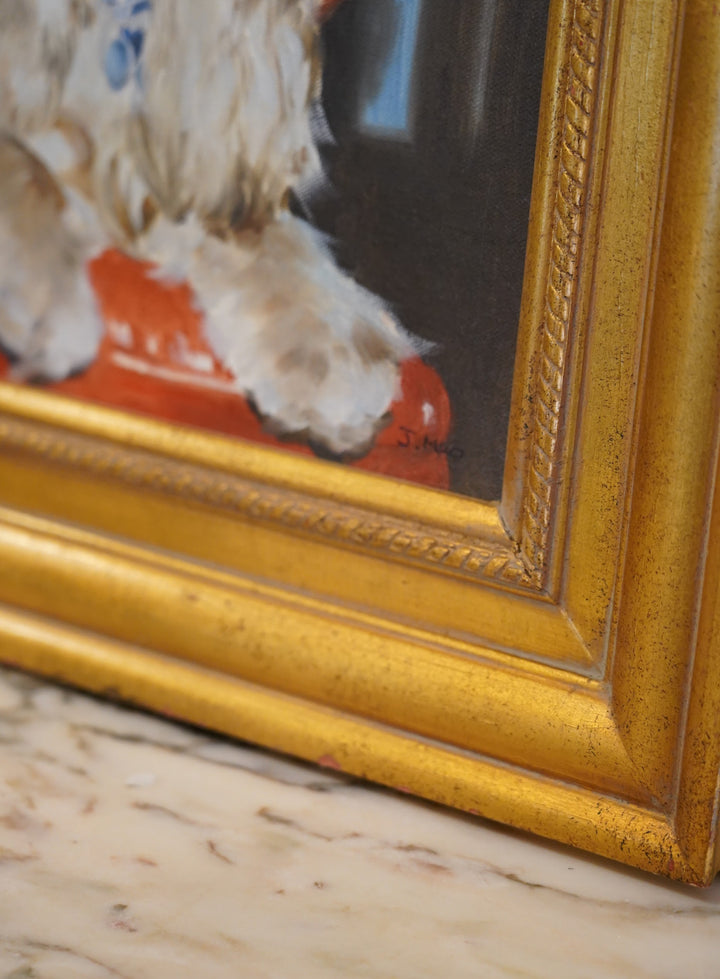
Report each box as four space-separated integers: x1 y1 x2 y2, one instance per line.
1 0 719 884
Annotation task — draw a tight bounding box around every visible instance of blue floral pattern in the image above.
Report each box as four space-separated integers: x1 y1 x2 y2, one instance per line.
102 0 152 92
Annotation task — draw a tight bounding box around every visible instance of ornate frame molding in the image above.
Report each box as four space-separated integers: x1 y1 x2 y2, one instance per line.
519 0 603 582
0 413 531 585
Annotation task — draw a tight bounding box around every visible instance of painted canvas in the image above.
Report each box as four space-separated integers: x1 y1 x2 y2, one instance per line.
0 0 548 499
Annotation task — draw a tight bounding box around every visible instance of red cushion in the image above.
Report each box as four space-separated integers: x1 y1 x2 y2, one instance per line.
0 249 452 489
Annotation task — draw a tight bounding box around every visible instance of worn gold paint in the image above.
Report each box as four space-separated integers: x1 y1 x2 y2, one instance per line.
0 0 718 883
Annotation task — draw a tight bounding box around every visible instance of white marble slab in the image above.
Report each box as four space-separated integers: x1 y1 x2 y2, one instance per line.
0 664 718 979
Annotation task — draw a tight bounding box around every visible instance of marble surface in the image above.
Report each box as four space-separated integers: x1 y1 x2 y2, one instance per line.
0 665 719 979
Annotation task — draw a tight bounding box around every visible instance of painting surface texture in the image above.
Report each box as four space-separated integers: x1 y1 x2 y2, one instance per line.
0 0 548 498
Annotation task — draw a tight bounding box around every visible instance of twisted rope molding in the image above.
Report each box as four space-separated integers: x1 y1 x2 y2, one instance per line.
0 416 531 586
520 0 603 584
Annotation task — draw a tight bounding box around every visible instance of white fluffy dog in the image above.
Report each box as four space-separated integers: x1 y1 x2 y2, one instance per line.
0 0 418 455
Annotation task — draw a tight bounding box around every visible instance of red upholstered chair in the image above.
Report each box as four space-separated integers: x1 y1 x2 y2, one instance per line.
0 250 452 489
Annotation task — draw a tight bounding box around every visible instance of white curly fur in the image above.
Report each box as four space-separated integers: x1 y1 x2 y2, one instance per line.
0 0 419 454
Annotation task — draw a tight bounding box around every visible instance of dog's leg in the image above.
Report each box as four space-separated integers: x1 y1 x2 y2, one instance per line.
0 0 85 133
0 135 103 381
131 0 323 230
131 0 422 455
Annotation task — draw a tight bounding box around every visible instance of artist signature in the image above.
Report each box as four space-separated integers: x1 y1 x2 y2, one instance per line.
396 426 465 460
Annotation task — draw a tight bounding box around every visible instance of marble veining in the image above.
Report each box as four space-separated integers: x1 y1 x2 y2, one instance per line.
0 665 719 978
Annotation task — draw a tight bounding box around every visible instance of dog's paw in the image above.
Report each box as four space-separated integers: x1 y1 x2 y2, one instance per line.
0 134 104 383
246 305 404 458
5 268 103 383
173 213 419 456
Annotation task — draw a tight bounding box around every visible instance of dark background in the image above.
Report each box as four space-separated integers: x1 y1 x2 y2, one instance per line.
312 0 550 500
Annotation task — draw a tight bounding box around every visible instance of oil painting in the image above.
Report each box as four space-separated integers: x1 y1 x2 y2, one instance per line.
0 0 548 499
